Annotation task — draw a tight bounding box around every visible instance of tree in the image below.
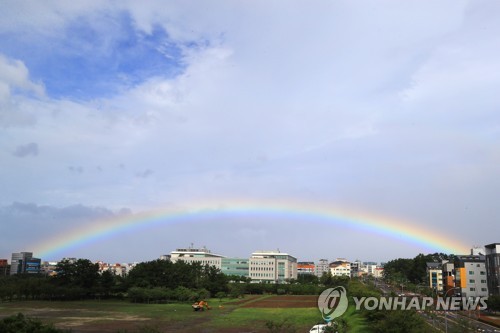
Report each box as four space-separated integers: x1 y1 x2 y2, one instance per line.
54 259 99 290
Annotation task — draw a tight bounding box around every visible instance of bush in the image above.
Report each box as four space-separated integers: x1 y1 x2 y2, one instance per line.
0 313 70 333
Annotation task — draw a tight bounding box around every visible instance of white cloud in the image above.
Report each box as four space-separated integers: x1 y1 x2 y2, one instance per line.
1 1 499 260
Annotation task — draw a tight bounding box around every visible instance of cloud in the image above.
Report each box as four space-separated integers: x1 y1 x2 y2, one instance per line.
136 169 153 178
0 54 44 127
0 1 499 261
68 166 84 174
13 142 38 157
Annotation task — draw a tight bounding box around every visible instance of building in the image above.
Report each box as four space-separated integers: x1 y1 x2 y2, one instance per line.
297 262 315 275
373 266 384 279
41 261 58 276
0 259 9 276
442 260 455 295
25 258 41 274
315 259 329 277
10 252 40 275
426 262 443 292
249 250 297 283
485 243 500 296
170 247 225 269
221 258 250 278
454 255 488 298
329 259 351 277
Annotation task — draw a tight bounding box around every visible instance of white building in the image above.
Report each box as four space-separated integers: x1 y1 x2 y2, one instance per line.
170 247 225 269
330 259 351 277
249 250 297 283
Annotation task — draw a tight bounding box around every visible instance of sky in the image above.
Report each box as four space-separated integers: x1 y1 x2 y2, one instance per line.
1 0 499 263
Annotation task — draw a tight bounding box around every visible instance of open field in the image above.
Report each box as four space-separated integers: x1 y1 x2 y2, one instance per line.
0 296 327 332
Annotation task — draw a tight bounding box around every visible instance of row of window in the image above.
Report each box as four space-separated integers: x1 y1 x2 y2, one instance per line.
468 279 487 284
250 267 274 271
469 287 487 292
251 273 275 278
468 271 486 275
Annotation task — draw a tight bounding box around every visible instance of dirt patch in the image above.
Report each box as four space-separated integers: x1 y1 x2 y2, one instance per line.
241 295 317 308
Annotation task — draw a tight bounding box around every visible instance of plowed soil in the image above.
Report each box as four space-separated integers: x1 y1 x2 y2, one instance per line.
241 295 317 308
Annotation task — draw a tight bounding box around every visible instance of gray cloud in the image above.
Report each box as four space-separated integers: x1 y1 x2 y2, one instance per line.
13 142 38 157
68 166 84 174
136 169 153 178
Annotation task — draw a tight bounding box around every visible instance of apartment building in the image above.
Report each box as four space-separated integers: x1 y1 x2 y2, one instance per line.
315 259 329 277
426 262 443 292
454 255 488 298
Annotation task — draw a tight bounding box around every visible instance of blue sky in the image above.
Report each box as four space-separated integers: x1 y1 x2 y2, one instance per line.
1 1 499 263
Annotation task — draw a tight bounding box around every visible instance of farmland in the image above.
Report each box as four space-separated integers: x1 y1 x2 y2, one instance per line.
0 295 327 332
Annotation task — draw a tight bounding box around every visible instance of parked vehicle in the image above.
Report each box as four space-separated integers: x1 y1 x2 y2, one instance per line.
309 324 327 332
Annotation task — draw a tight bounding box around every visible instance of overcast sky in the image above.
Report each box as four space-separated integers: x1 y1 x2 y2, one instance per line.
1 1 499 263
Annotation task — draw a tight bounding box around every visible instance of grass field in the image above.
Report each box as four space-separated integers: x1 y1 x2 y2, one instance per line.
0 295 368 332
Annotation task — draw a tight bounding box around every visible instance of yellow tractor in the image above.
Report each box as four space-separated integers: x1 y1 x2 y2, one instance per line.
192 300 211 311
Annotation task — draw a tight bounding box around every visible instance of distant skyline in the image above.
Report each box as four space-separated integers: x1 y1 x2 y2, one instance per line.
1 1 499 262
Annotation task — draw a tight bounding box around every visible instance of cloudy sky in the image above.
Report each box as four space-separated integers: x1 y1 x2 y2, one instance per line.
1 1 499 263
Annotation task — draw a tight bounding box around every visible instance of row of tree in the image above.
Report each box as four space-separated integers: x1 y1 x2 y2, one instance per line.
0 258 353 303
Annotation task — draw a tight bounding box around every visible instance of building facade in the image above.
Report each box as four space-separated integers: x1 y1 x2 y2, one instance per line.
329 259 351 277
485 243 500 296
170 247 225 269
315 259 329 277
297 262 315 275
454 255 488 298
426 262 443 292
249 251 297 283
10 252 40 275
221 258 250 278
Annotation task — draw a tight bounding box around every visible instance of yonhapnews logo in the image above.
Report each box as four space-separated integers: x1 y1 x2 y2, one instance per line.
317 286 349 321
318 286 488 319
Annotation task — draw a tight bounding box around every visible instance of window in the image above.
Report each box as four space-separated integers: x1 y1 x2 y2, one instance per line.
469 279 475 283
469 271 474 275
470 287 475 291
482 288 487 292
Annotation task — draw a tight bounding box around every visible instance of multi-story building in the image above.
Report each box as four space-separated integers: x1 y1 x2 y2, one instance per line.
249 251 297 283
297 262 315 275
10 252 40 275
170 247 224 269
373 266 384 278
0 259 9 276
221 258 250 278
329 259 351 277
485 243 500 296
454 255 488 298
315 259 329 277
426 262 443 292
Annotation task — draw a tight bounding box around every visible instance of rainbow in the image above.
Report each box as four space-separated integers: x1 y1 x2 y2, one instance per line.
34 199 469 259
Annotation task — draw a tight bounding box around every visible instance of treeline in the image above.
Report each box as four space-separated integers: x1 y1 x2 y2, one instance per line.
0 258 350 303
383 252 452 284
